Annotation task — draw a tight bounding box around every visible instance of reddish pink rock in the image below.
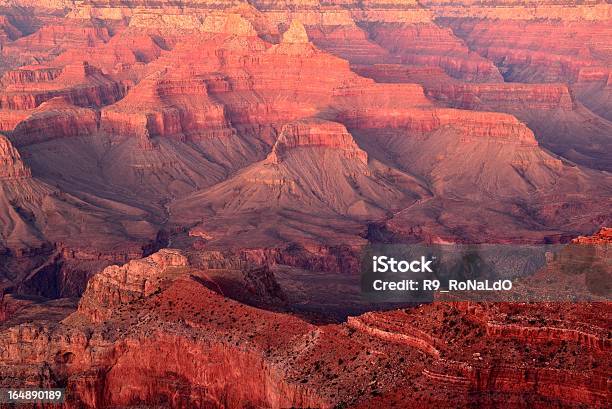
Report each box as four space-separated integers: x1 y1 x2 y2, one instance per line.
11 97 98 146
0 134 31 179
269 119 367 164
0 62 126 110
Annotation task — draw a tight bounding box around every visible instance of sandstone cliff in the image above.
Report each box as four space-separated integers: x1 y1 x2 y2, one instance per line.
0 62 126 110
0 133 31 179
11 97 98 146
100 68 229 143
0 246 609 408
0 5 609 408
268 118 367 164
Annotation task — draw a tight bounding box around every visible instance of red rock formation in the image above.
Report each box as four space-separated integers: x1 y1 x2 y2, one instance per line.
78 249 189 322
353 63 612 172
0 251 334 408
201 12 259 37
187 244 360 277
53 30 164 73
1 248 609 408
430 3 612 131
11 97 98 146
439 18 611 84
0 4 609 408
422 0 611 21
366 23 503 82
281 18 308 43
0 109 29 131
0 133 31 179
0 61 126 110
0 15 22 45
572 227 612 244
347 314 442 358
268 119 367 164
100 68 229 143
355 64 575 111
3 18 110 55
453 302 610 352
307 22 394 66
1 65 63 86
357 302 609 408
251 6 505 82
341 106 539 146
170 114 430 247
572 73 612 121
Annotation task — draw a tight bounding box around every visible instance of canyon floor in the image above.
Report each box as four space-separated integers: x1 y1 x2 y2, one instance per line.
0 0 610 408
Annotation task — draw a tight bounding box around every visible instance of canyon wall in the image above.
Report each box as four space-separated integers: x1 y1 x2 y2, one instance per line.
2 246 609 408
0 133 31 179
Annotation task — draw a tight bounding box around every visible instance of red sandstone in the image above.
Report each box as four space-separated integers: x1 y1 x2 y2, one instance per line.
0 2 609 408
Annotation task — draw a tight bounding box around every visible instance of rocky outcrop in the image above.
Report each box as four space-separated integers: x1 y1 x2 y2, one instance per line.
268 119 367 164
3 19 110 53
0 250 333 408
439 18 611 84
0 15 21 45
1 253 608 408
282 19 309 44
423 0 612 22
0 62 126 110
14 229 169 299
254 10 505 82
0 17 112 79
572 227 612 244
356 303 609 407
11 97 98 146
307 21 394 66
100 69 230 144
53 30 165 72
202 12 258 36
127 12 203 30
0 325 329 409
453 302 610 352
341 107 538 146
188 244 360 276
78 249 189 322
347 314 442 358
429 80 575 111
366 23 503 82
355 64 575 111
171 111 429 241
0 110 29 132
0 66 62 86
0 134 31 179
353 63 612 172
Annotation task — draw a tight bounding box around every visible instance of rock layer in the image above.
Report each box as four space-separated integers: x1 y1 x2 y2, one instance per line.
11 97 98 146
0 62 126 110
0 245 609 408
0 134 30 179
269 119 367 164
0 3 609 408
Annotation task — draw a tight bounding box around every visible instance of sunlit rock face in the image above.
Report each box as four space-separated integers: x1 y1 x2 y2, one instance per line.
1 246 609 408
0 1 610 408
0 134 30 179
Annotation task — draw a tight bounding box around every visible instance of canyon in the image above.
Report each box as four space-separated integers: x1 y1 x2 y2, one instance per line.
1 235 609 408
0 0 610 408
